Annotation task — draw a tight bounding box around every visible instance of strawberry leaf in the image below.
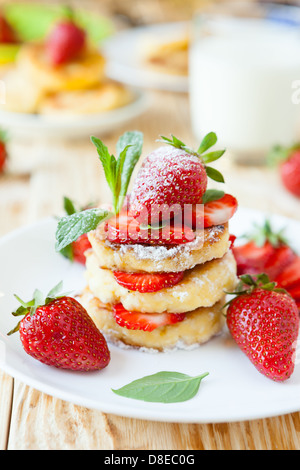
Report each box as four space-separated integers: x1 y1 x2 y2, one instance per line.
112 371 209 403
197 132 217 154
202 150 226 164
55 208 111 252
202 189 225 204
205 166 225 183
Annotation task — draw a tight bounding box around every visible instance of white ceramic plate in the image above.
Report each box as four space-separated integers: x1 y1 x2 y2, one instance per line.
0 90 149 140
102 22 189 92
0 207 300 423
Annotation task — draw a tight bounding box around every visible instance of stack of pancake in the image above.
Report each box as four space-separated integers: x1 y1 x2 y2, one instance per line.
80 221 237 351
0 42 132 114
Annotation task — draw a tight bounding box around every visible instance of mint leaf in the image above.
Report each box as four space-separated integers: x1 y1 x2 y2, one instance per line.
55 208 111 252
91 131 143 214
197 132 217 154
63 196 77 216
202 189 225 204
116 131 143 212
112 371 209 403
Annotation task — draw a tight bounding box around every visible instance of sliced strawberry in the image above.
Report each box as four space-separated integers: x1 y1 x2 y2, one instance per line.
203 194 238 228
287 282 300 300
105 212 195 245
263 244 296 280
233 241 296 279
275 256 300 289
113 271 184 293
112 303 186 332
229 234 236 248
71 233 91 265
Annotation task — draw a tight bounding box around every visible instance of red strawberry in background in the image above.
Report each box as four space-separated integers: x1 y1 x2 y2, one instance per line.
267 144 300 198
226 273 299 382
0 129 8 174
232 219 296 280
112 303 186 332
59 197 93 264
129 133 226 226
46 9 86 66
8 282 110 371
276 256 300 309
0 14 18 43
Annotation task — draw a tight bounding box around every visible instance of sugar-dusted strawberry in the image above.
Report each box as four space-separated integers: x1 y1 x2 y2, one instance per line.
112 303 186 332
46 9 86 66
0 15 18 43
8 282 110 371
130 133 226 225
105 211 195 245
113 270 184 293
226 273 299 382
232 219 296 279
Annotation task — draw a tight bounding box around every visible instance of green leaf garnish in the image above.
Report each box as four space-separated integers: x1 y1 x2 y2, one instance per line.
8 281 67 335
202 189 225 204
241 219 289 248
158 132 225 183
91 130 143 214
205 166 225 183
112 371 209 403
55 208 111 252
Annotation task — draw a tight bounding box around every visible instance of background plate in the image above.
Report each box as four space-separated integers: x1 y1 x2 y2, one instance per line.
0 207 299 423
102 22 189 92
0 90 149 140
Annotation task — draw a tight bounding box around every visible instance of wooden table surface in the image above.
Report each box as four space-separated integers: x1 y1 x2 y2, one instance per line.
1 90 300 450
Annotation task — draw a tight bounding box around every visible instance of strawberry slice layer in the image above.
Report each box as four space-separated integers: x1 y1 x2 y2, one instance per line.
112 304 186 332
275 256 300 289
113 271 184 293
105 212 195 245
203 194 238 228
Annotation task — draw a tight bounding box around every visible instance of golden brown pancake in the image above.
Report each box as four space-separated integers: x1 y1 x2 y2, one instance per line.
84 250 237 313
80 288 227 351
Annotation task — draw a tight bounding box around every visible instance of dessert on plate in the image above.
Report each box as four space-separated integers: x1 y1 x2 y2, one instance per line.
143 36 189 76
0 12 133 114
56 131 238 352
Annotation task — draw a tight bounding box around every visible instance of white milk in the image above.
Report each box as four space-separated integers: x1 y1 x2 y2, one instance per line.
189 19 300 163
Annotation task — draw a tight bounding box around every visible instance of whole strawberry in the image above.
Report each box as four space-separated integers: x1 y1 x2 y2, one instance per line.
0 128 8 174
280 150 300 198
129 133 225 225
226 273 299 382
46 9 86 66
8 282 110 371
268 144 300 198
0 15 18 43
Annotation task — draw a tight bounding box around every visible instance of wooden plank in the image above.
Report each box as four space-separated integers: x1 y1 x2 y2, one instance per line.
0 370 13 450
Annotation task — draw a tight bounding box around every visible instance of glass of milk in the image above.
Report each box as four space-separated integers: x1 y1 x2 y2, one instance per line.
189 3 300 164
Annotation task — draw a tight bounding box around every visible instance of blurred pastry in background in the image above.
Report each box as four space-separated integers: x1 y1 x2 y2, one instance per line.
144 36 189 76
0 9 133 115
39 81 133 116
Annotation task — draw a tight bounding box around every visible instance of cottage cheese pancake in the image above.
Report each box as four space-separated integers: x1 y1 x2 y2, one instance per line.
80 289 226 351
85 250 237 313
88 223 230 273
17 43 105 93
38 81 133 115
